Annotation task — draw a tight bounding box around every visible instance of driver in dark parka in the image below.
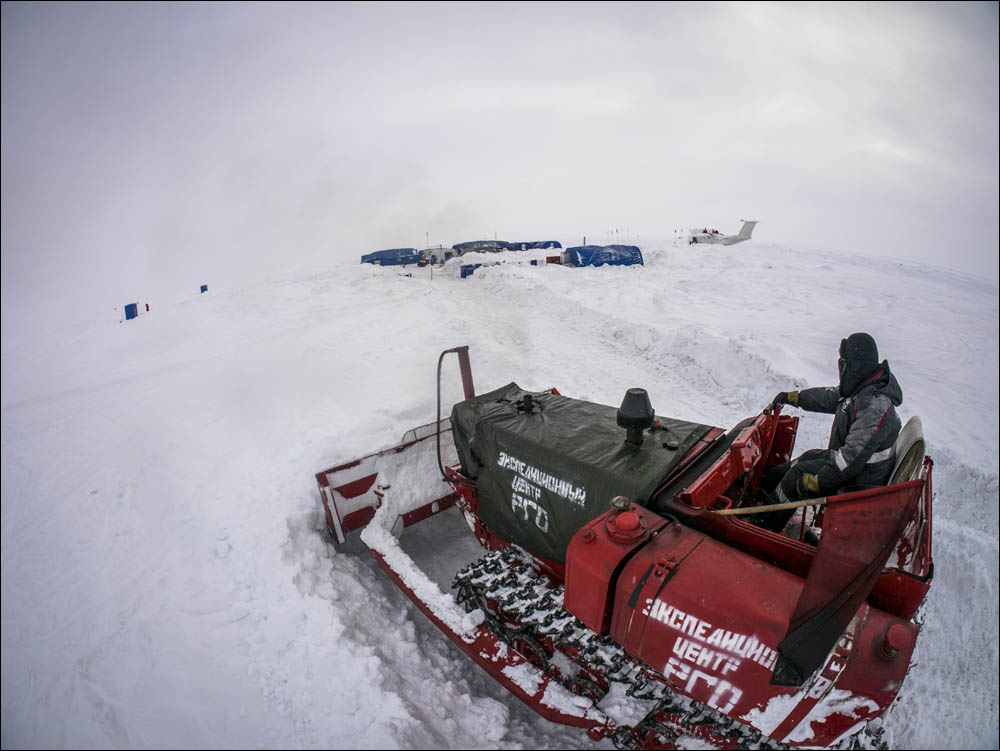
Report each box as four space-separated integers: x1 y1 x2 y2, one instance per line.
755 332 903 535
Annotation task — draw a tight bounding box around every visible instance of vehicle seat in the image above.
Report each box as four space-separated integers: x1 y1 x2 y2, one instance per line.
889 416 925 485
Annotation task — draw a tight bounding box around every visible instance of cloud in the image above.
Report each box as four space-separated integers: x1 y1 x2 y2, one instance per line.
2 2 997 343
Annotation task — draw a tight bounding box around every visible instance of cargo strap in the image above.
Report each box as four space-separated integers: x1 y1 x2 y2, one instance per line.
711 497 828 516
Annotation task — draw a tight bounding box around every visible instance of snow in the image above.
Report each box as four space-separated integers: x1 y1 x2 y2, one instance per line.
2 241 998 749
784 690 880 745
743 691 805 738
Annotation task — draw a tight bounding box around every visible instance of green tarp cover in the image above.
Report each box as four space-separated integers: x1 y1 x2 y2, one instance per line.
451 383 713 563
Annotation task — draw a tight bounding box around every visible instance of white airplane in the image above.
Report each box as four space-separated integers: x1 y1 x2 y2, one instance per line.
688 220 758 245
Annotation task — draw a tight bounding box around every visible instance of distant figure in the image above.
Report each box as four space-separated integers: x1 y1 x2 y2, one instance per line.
756 333 903 535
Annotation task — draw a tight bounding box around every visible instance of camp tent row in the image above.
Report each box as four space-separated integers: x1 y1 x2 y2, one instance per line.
121 284 209 323
459 244 644 279
361 240 564 266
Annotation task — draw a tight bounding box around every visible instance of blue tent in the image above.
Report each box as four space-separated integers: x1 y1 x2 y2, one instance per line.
562 245 643 268
361 247 421 266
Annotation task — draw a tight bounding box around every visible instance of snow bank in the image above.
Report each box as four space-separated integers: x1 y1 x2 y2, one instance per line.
2 241 997 749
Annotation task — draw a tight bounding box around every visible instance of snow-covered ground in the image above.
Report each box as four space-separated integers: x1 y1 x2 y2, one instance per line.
2 241 998 749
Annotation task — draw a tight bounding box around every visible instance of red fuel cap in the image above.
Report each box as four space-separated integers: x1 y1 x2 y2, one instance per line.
606 508 646 543
616 511 640 532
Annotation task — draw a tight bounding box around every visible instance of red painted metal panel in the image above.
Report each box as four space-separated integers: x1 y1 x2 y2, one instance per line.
567 497 925 747
334 473 378 500
679 414 774 509
769 479 923 686
341 506 376 533
564 501 666 634
400 494 459 528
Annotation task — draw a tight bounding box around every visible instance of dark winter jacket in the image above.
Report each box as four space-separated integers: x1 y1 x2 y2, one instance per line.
796 360 903 492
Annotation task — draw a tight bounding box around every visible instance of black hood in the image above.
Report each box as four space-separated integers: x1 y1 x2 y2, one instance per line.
839 333 880 397
843 360 903 404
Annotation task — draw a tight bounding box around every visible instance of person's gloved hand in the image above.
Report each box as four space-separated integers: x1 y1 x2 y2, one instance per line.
796 473 820 496
769 391 798 410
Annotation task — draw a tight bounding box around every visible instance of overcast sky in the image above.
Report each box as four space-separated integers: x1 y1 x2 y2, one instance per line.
2 2 997 342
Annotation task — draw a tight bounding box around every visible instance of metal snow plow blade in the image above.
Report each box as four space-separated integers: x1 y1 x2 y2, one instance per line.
315 346 477 544
315 418 461 543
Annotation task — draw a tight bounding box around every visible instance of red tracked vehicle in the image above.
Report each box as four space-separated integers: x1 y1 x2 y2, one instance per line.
315 346 933 749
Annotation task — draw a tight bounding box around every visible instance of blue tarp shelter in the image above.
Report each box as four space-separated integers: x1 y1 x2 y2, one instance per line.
361 247 421 266
452 240 508 255
562 245 644 267
122 302 149 321
200 284 208 293
506 240 562 251
460 264 483 278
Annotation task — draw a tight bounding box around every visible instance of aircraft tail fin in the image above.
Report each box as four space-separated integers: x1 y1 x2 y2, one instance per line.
738 220 758 239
